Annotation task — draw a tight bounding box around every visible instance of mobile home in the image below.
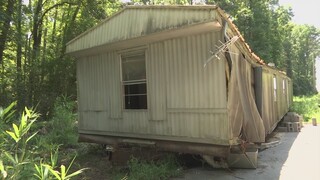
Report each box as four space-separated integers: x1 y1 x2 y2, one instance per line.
66 5 293 166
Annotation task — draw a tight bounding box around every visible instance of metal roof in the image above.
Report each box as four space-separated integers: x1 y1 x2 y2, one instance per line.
66 5 267 65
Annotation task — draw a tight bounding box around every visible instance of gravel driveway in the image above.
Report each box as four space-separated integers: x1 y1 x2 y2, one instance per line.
175 124 320 180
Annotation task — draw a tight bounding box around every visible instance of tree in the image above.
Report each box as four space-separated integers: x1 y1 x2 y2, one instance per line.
0 0 319 119
0 0 122 118
290 25 320 95
0 0 14 67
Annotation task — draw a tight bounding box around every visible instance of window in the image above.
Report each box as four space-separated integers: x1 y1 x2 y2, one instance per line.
282 79 286 95
273 76 277 101
121 52 147 109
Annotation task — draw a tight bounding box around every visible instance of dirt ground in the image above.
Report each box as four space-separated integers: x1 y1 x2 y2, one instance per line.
73 124 320 180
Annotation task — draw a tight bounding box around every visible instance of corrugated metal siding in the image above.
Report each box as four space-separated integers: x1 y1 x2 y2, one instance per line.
77 31 230 144
261 70 291 133
77 52 121 127
261 72 273 132
67 8 218 53
167 113 229 141
147 42 166 121
106 52 122 119
77 55 109 111
162 31 229 142
164 32 226 109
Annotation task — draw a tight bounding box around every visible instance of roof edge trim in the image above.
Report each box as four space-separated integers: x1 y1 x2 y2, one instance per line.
66 5 218 46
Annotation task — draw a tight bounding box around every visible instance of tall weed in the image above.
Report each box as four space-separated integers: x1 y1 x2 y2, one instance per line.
0 104 85 179
46 96 78 146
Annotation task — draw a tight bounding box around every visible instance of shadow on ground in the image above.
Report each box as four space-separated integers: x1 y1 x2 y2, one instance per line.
173 128 300 180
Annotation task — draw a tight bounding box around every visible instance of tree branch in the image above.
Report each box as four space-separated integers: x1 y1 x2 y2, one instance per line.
37 1 79 28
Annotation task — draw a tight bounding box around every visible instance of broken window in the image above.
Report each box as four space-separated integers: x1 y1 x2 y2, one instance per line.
121 52 147 109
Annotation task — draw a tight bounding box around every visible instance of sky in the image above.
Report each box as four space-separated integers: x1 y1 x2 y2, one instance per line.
279 0 320 28
279 0 320 91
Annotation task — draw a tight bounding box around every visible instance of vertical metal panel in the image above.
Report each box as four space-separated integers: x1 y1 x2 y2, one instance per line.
261 72 273 132
148 42 167 120
164 31 226 109
77 55 108 111
261 70 291 134
161 31 229 141
167 113 229 141
106 52 122 119
77 52 122 129
122 111 149 133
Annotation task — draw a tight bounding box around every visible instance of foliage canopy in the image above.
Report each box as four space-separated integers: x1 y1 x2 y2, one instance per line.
0 0 319 116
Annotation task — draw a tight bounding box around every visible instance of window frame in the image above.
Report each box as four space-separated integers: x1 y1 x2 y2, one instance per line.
273 75 277 102
282 79 286 95
120 50 148 110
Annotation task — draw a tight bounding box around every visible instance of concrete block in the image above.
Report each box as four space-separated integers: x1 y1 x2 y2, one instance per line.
292 115 300 122
283 115 291 122
287 112 296 117
293 122 301 132
286 122 294 132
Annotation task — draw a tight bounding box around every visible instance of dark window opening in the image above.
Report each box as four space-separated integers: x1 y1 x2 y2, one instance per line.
121 52 147 109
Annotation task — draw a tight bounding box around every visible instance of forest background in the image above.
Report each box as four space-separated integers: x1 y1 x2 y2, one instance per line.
1 0 320 119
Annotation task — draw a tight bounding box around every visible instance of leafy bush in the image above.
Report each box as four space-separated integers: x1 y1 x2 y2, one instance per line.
291 94 320 122
114 155 182 180
45 96 78 146
0 103 86 179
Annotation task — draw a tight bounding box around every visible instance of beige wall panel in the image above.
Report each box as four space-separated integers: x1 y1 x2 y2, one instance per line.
77 31 230 145
261 70 291 134
167 112 229 144
77 55 108 111
147 42 167 120
261 72 273 132
164 32 226 109
105 52 122 119
121 111 149 133
79 111 109 131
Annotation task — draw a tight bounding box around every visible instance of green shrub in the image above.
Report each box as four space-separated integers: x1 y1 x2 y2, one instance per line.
46 96 78 146
291 94 320 122
0 104 86 180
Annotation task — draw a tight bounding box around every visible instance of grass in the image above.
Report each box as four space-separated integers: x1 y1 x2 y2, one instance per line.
112 155 182 180
291 94 320 123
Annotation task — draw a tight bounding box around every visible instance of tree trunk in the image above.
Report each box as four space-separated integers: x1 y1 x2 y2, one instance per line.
16 0 24 110
0 0 14 66
28 0 43 106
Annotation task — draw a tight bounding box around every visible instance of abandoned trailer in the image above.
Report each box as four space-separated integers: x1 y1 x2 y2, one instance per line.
66 5 293 168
